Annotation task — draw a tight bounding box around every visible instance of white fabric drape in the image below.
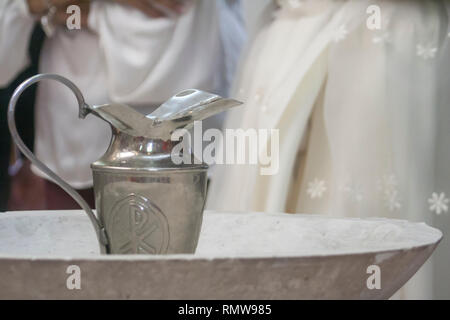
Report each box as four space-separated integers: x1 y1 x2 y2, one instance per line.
0 0 35 87
207 0 450 299
0 0 245 188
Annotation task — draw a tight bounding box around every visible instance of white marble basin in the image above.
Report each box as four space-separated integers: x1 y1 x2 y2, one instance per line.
0 210 442 299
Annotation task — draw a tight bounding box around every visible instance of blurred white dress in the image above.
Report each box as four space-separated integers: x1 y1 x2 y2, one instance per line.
207 0 450 299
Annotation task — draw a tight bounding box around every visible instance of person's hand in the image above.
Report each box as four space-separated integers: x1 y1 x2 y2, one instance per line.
53 1 90 27
113 0 191 18
27 0 90 28
27 0 76 15
26 0 190 31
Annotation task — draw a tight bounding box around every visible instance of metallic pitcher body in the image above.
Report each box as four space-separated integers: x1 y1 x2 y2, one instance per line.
91 132 208 255
8 74 241 255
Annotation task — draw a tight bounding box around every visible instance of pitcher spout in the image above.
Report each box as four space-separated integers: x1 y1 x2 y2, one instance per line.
87 89 242 140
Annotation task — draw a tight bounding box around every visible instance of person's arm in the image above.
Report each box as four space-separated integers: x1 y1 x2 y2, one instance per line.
0 0 35 87
0 0 93 88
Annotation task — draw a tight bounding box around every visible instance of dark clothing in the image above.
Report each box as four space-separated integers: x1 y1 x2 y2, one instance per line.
0 25 45 211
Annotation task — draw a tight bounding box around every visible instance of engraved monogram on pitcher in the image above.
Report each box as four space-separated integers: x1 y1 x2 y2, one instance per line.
108 194 169 254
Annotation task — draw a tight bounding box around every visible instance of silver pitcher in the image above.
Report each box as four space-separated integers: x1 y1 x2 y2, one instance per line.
7 74 241 254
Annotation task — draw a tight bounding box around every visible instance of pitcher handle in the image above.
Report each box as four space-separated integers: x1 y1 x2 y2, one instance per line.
7 74 109 254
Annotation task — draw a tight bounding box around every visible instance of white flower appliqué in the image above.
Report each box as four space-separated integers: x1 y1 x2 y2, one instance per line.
333 25 348 43
307 178 327 199
287 0 302 9
340 180 364 203
277 0 302 10
416 44 437 60
377 174 401 212
428 192 449 215
372 32 391 45
385 190 401 212
377 174 398 191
